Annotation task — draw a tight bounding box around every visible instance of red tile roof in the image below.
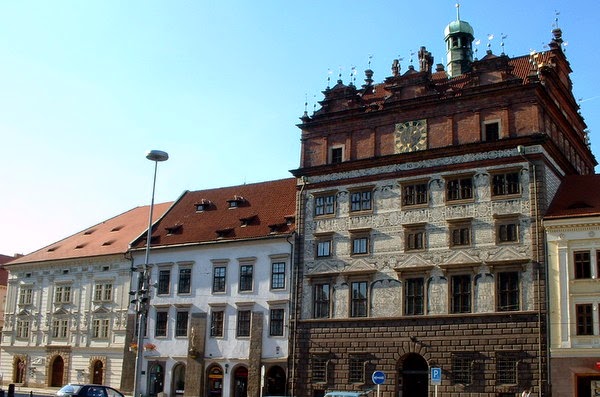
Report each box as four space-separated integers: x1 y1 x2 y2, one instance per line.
131 178 297 249
6 202 173 266
0 254 13 285
545 175 600 219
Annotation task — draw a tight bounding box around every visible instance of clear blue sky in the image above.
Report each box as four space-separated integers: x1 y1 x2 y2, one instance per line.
1 1 599 255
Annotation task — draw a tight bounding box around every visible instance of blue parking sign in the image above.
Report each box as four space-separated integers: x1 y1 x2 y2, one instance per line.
431 367 442 385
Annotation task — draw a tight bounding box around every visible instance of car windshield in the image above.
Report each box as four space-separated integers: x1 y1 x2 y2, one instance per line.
59 385 84 394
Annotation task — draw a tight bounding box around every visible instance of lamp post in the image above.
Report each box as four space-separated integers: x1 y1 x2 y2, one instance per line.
133 150 169 397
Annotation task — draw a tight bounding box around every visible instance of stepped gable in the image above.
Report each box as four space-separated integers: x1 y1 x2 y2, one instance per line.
545 174 600 219
132 178 297 248
6 202 173 265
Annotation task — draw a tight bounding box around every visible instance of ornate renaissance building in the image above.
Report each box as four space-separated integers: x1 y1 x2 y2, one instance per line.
0 203 171 391
290 11 595 397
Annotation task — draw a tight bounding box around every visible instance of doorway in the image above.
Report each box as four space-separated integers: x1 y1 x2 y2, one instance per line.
50 356 65 387
233 366 248 397
397 353 428 397
207 365 224 397
92 360 103 384
265 366 286 396
148 362 165 397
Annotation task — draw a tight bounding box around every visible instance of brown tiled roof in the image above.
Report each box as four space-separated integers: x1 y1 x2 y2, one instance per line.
545 175 600 219
0 254 12 285
132 178 297 249
6 202 173 266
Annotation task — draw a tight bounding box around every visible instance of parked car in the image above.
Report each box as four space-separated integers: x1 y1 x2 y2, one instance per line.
56 384 124 397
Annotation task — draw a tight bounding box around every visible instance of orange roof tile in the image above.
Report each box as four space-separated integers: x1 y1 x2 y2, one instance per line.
7 202 173 265
131 178 297 249
545 175 600 219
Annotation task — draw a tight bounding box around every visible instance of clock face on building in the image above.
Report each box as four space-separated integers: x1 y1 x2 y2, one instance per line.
395 119 428 153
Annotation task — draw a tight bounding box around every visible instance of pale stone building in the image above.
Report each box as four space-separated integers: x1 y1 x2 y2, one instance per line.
0 203 171 390
544 175 600 396
127 179 296 397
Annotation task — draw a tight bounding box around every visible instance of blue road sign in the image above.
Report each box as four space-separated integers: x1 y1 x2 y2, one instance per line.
372 371 386 385
431 367 442 385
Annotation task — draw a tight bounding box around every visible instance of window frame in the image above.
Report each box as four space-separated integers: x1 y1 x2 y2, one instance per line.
575 303 594 335
496 353 518 385
329 145 344 164
482 120 500 142
349 188 373 213
155 311 168 337
449 220 472 247
404 277 425 316
311 355 329 383
54 285 72 304
496 217 520 244
239 263 254 292
92 318 110 339
52 318 69 339
350 280 368 318
175 310 189 337
313 282 331 319
178 267 192 295
269 308 285 337
212 266 227 293
271 262 286 290
348 356 366 383
157 269 171 296
236 309 251 337
491 170 521 197
314 193 336 217
497 271 520 312
18 287 33 305
16 319 30 339
452 354 473 385
93 282 113 302
451 274 472 314
210 309 225 337
401 181 429 207
315 235 333 258
404 224 426 251
446 176 474 202
574 251 592 279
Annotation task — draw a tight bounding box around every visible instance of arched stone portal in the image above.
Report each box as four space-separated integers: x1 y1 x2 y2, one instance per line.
397 353 428 397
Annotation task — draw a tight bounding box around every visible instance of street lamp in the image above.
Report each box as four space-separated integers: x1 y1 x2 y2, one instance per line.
133 150 169 397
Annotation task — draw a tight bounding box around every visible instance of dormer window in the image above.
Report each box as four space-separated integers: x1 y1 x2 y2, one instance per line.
227 196 246 209
216 228 233 239
269 223 286 234
165 224 183 235
240 215 257 227
195 199 212 212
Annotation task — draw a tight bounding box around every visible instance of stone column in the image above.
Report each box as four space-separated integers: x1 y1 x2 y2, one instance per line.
184 312 207 397
247 312 264 397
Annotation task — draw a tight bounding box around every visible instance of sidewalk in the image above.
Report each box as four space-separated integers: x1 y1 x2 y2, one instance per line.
10 386 56 396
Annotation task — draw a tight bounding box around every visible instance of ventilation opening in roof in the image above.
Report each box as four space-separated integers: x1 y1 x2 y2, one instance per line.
47 246 59 252
111 225 123 232
567 201 593 210
102 240 115 246
75 244 87 249
84 229 96 235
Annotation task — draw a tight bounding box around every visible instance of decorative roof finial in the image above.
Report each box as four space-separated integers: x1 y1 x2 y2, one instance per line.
553 10 560 29
501 34 508 55
327 68 332 89
368 54 373 69
456 2 460 20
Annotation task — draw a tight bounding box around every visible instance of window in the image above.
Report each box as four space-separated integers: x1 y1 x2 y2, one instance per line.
348 356 365 383
574 251 592 279
483 121 500 142
52 319 69 339
94 282 113 302
576 304 593 335
405 278 424 315
16 319 30 338
92 318 110 339
213 266 227 293
451 275 471 313
329 146 343 164
236 310 251 337
312 356 328 383
351 235 369 255
452 355 472 384
350 281 368 317
175 311 189 337
497 220 519 243
402 182 428 206
157 269 171 295
496 354 517 384
271 262 286 290
155 311 168 337
314 283 331 318
269 308 285 336
178 268 191 294
450 222 471 247
18 287 33 305
314 194 336 216
316 236 332 258
210 310 224 337
492 172 520 197
497 272 520 311
350 190 372 212
54 285 72 303
446 177 473 201
239 264 254 292
405 225 426 251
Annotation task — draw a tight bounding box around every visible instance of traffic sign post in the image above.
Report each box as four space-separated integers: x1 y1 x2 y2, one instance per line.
372 371 386 397
430 368 441 397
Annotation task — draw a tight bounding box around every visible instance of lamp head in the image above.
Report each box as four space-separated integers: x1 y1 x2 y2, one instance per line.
146 150 169 162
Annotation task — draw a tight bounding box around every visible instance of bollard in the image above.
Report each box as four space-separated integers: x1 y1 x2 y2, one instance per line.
7 384 14 397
